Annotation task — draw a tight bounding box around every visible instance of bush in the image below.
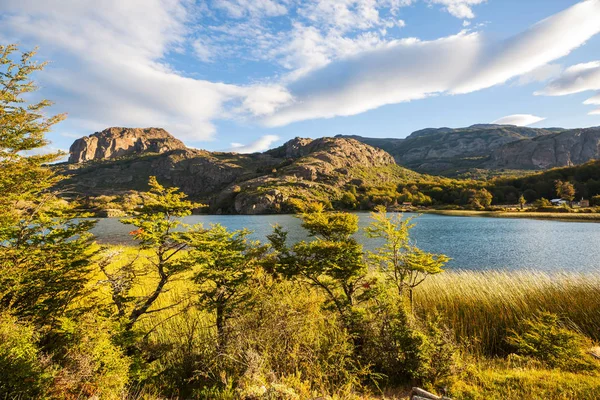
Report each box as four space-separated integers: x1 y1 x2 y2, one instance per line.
362 289 459 387
507 312 597 372
0 312 54 398
51 314 131 398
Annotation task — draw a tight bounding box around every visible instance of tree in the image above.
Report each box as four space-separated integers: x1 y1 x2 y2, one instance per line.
555 180 576 205
101 177 201 332
184 225 268 349
474 188 493 208
365 206 448 309
518 195 526 210
268 203 368 328
0 44 96 327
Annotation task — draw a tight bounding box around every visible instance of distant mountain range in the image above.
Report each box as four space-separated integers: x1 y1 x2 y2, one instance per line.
338 124 600 176
56 124 600 214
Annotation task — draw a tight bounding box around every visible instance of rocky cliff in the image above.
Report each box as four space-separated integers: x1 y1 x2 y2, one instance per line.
68 127 187 163
489 128 600 169
340 125 563 176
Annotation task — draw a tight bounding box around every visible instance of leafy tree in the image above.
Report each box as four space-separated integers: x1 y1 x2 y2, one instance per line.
518 194 526 210
0 44 96 327
365 207 448 308
101 177 201 332
555 180 576 204
184 225 268 349
468 188 493 209
268 203 368 328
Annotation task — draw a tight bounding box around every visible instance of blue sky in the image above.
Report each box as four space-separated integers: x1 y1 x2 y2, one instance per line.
2 0 600 154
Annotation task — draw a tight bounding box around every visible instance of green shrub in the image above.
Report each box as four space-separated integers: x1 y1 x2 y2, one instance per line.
52 314 131 398
0 312 54 398
507 312 597 372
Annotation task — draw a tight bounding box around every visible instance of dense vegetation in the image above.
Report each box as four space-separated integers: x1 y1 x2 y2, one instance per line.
2 45 600 399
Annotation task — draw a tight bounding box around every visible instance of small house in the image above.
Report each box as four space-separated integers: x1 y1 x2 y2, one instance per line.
550 199 568 206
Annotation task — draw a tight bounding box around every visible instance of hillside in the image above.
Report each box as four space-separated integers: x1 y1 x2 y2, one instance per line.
339 124 569 176
58 128 421 214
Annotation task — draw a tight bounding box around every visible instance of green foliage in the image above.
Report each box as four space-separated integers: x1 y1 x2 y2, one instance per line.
366 206 448 306
107 176 203 331
269 205 368 323
185 224 268 346
0 312 54 398
361 289 459 387
52 314 131 398
0 45 96 327
533 197 552 208
555 179 576 203
0 44 65 207
507 312 597 372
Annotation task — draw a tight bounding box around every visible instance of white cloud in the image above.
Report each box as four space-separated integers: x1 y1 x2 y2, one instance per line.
584 93 600 105
429 0 486 19
192 38 215 62
230 135 280 153
263 0 600 127
0 0 289 141
492 114 546 127
590 109 600 115
536 61 600 96
516 64 562 86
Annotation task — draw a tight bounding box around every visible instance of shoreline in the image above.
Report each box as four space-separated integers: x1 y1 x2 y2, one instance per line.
421 209 600 222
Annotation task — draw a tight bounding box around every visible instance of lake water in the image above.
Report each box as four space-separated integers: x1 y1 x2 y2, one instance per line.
91 213 600 273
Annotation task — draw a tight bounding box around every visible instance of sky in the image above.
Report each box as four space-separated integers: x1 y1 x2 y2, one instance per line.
2 0 600 154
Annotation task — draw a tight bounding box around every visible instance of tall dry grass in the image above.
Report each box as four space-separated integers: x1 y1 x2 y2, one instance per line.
414 270 600 354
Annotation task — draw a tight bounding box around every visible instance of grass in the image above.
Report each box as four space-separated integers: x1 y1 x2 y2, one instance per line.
423 209 600 222
414 270 600 354
451 362 600 400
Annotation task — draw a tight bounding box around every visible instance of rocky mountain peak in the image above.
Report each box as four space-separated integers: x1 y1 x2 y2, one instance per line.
68 127 187 163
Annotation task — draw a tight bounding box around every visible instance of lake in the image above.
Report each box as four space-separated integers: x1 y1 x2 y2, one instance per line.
91 213 600 273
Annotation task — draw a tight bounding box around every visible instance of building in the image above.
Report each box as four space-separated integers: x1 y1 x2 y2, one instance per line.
550 199 568 206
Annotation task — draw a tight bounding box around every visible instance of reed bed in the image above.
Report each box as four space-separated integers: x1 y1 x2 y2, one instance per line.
414 270 600 354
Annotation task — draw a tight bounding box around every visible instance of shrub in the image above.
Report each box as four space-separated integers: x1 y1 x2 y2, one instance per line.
533 197 552 208
507 312 597 372
51 314 131 398
0 312 54 397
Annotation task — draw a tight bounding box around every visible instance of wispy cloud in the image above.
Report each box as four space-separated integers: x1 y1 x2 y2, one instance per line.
263 0 600 127
230 135 280 153
536 61 600 96
536 60 600 116
0 0 289 141
492 114 545 127
429 0 487 19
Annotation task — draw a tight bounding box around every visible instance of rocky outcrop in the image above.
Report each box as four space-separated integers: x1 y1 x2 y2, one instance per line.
68 127 187 163
489 128 600 169
229 137 399 214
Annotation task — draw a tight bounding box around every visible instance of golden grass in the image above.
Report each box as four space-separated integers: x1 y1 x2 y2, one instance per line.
414 270 600 354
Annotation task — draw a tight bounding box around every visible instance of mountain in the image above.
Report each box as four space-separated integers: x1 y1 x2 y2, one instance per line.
489 127 600 170
58 128 420 214
338 124 566 176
